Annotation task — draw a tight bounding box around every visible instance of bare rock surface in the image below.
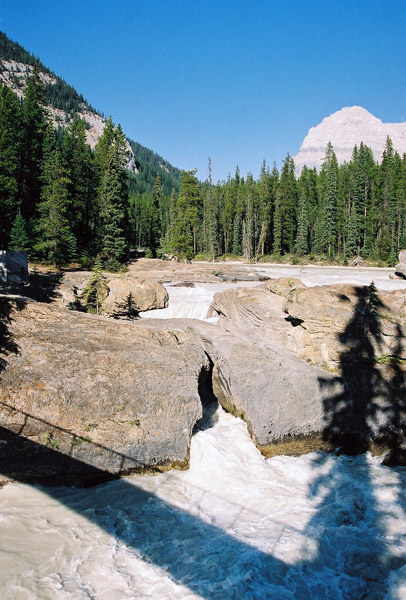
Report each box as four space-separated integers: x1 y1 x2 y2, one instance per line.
395 249 406 279
0 301 209 486
2 264 406 485
284 283 406 369
293 106 406 173
210 284 292 349
190 320 338 452
206 280 406 459
102 277 168 315
210 277 306 352
212 277 406 371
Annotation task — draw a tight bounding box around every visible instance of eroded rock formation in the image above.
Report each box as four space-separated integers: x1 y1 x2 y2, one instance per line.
0 301 208 486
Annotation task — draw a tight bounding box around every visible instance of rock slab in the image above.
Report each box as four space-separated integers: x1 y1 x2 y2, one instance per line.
0 301 208 486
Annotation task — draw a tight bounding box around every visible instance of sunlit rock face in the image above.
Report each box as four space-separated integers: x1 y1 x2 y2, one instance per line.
0 301 209 486
293 106 406 173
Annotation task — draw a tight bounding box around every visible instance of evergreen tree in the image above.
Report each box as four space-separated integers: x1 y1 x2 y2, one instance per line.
345 202 359 259
62 115 97 254
9 209 30 252
320 142 339 258
35 150 76 266
380 137 397 264
255 160 272 258
20 64 48 223
81 259 108 314
203 158 218 260
0 84 22 247
232 167 243 255
273 154 297 254
294 187 308 255
150 173 162 256
221 175 235 254
171 169 201 259
97 125 130 268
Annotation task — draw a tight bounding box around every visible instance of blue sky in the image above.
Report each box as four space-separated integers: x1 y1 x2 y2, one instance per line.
1 0 405 182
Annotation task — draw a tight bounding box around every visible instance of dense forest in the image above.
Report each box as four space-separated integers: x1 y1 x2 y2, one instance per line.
1 66 406 269
152 140 406 265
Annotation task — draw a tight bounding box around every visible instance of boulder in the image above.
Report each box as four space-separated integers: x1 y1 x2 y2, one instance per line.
209 277 306 352
102 277 168 315
53 273 169 315
206 281 406 460
261 277 306 298
0 301 208 486
395 249 406 279
209 285 292 349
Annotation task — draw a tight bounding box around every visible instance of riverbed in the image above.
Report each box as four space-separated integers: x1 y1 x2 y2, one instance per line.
1 265 406 599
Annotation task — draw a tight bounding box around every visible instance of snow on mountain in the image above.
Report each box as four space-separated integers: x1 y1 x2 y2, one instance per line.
293 106 406 173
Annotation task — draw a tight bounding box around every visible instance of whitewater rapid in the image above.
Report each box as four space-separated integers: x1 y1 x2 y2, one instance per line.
1 266 406 599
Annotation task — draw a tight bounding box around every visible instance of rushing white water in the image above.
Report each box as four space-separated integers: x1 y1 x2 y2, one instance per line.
139 281 259 321
1 267 406 599
251 264 406 291
1 407 406 599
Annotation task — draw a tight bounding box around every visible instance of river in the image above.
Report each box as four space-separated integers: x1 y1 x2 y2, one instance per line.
1 266 406 599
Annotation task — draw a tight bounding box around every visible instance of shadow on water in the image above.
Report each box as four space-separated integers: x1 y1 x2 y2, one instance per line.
1 283 406 598
308 283 406 598
0 424 291 599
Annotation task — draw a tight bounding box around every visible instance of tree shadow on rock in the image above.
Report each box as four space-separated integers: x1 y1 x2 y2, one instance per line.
111 292 140 320
304 282 406 597
0 296 26 374
317 282 406 462
318 282 390 455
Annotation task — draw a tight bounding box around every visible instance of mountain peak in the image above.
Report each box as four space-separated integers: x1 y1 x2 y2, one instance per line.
293 106 406 173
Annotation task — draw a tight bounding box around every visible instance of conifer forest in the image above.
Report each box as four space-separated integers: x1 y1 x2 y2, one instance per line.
1 65 406 269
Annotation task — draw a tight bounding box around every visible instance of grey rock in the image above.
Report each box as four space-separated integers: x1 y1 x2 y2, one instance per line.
0 302 208 486
192 321 338 449
395 250 406 279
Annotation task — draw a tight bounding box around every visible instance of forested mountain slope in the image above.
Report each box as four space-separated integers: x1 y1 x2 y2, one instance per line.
0 31 181 196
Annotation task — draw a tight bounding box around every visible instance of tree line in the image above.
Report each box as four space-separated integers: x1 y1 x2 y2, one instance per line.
138 140 406 265
1 65 405 268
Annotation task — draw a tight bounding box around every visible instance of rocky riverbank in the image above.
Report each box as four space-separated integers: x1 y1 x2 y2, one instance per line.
1 260 406 486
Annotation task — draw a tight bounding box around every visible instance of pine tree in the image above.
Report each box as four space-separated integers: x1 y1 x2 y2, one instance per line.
20 63 48 223
171 169 201 259
380 137 397 264
9 209 30 252
150 174 162 256
273 154 297 254
62 115 97 254
35 150 76 266
320 142 339 258
97 124 130 268
221 176 235 254
0 84 22 247
255 160 272 258
81 259 108 314
346 202 359 259
294 187 308 255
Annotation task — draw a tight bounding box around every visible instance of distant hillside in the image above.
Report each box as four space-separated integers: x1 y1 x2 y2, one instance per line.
0 31 181 195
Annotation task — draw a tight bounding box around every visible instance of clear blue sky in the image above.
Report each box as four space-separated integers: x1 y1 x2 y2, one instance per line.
1 0 405 182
